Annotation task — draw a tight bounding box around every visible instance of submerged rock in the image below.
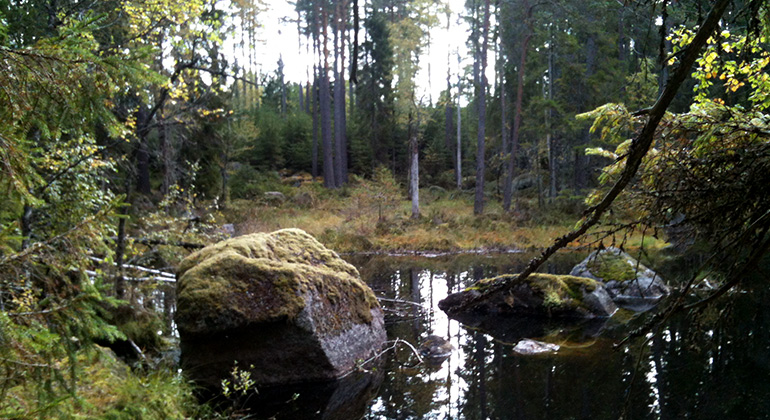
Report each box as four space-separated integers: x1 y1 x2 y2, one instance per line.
513 339 560 355
419 335 454 359
175 228 386 389
438 273 617 319
570 247 669 306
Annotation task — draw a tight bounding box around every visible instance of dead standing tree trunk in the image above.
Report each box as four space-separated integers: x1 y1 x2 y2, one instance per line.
456 62 462 190
409 111 420 219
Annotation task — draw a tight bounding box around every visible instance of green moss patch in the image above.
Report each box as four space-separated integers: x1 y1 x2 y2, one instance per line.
585 252 637 282
470 273 599 310
176 229 379 335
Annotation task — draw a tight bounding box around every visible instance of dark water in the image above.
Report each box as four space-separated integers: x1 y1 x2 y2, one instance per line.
225 251 770 419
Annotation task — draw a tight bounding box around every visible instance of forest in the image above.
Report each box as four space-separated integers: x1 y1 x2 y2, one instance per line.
1 0 769 417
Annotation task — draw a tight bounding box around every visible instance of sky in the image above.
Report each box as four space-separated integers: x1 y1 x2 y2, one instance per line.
231 0 477 104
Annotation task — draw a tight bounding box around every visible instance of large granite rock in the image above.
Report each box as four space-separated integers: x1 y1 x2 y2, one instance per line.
438 273 617 319
175 228 386 389
570 247 669 306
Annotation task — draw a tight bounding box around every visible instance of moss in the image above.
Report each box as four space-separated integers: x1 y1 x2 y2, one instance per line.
4 346 204 419
77 347 203 418
469 273 599 310
176 229 380 335
586 251 637 282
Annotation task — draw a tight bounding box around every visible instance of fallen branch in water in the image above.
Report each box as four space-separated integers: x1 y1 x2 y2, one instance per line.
376 297 424 307
342 338 424 377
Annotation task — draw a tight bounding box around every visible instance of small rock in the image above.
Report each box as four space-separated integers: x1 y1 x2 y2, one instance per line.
263 191 286 205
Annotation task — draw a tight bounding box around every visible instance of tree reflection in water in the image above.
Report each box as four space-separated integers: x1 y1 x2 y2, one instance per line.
350 252 770 420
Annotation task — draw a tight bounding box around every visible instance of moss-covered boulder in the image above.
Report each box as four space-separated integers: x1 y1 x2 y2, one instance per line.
570 247 669 306
438 273 617 319
175 228 386 389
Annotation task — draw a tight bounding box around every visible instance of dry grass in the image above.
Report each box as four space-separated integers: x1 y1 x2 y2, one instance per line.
220 180 666 254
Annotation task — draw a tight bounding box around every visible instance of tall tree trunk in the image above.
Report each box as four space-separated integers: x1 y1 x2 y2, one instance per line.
305 81 312 113
535 142 544 208
340 2 349 184
221 122 231 207
474 0 491 215
333 11 343 187
298 80 304 111
658 0 673 94
135 106 152 196
333 1 349 186
409 113 420 219
320 6 336 188
312 70 319 179
573 31 597 190
503 1 532 212
445 55 455 173
618 6 627 65
161 118 176 196
20 205 32 250
456 70 462 190
500 69 508 197
547 25 557 199
445 89 454 169
279 55 286 117
114 177 131 299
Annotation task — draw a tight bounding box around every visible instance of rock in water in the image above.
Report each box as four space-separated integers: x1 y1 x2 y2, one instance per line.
175 228 386 389
438 273 617 319
513 339 560 355
570 247 669 306
419 335 454 359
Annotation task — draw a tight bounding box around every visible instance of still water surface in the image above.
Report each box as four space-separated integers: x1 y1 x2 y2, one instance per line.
243 251 770 419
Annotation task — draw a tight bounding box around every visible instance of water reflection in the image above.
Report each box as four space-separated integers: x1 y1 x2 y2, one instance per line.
348 252 770 420
135 252 770 419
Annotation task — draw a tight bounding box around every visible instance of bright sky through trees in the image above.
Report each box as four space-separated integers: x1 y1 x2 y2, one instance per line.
236 0 473 102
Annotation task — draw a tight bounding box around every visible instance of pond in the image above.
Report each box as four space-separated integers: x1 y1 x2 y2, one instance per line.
223 251 770 419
